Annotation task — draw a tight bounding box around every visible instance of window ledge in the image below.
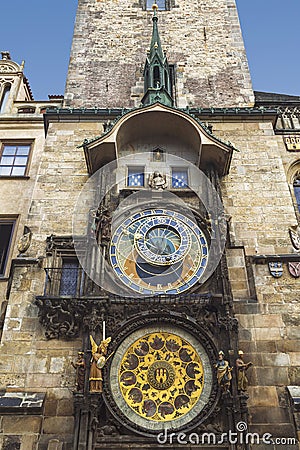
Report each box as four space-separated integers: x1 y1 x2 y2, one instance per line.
0 176 30 180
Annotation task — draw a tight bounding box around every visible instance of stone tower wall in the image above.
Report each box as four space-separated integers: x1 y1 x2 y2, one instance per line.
65 0 254 108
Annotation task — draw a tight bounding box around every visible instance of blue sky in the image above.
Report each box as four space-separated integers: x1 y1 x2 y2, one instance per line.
0 0 299 100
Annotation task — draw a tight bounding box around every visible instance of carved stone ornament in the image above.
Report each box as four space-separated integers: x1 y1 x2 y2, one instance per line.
289 226 300 251
35 297 84 339
268 262 283 278
17 226 32 255
288 261 300 278
148 171 168 190
45 234 75 255
35 294 218 339
0 64 15 73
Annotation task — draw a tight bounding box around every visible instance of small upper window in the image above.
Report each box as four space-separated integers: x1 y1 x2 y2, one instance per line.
0 85 11 114
293 177 300 213
171 168 188 189
147 0 166 10
0 144 31 176
0 220 15 276
18 107 36 114
127 167 145 187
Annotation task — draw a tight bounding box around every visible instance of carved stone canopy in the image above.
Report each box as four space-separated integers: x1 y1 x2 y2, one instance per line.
83 103 234 177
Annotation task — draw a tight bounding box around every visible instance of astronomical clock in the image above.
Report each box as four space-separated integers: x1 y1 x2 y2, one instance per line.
85 171 239 447
109 208 209 295
62 99 241 448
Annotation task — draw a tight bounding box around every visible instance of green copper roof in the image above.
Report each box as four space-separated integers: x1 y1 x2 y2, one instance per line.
142 4 173 107
149 5 164 62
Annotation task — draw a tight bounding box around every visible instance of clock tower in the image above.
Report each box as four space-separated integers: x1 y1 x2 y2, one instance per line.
65 2 243 447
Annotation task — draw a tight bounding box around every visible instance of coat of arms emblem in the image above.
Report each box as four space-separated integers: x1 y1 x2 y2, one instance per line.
289 226 300 251
268 262 283 278
288 262 300 278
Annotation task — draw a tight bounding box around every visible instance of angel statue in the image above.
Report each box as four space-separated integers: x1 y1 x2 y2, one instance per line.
89 335 111 393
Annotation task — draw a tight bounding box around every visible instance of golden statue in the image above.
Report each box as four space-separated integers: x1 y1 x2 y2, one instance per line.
236 350 253 391
89 335 111 393
215 350 232 392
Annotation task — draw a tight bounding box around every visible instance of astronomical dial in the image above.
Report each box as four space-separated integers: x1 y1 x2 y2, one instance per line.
107 325 214 434
109 209 208 295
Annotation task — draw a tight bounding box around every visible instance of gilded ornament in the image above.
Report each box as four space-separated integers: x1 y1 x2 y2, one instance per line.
118 332 204 422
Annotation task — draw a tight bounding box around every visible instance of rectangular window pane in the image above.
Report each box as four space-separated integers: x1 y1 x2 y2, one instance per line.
11 166 26 176
2 146 16 155
59 260 79 296
16 146 30 155
128 167 145 187
14 156 28 165
172 169 188 188
0 156 14 165
0 166 11 176
0 222 14 275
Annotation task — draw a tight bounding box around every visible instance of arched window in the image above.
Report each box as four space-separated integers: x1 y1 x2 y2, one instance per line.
0 84 11 113
153 66 160 88
293 176 300 213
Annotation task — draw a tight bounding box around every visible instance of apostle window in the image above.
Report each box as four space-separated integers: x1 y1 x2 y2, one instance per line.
0 143 31 176
171 168 188 188
0 219 15 277
127 167 145 187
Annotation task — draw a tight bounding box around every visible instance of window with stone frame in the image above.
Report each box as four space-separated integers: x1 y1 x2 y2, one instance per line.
171 167 188 188
140 0 173 11
0 143 32 177
0 219 15 277
127 166 145 187
293 176 300 213
44 236 82 297
59 257 79 296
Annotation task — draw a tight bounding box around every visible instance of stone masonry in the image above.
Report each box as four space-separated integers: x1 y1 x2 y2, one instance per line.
65 0 254 109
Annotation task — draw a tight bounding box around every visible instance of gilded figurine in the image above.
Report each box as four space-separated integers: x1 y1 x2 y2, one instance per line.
89 335 111 393
215 350 232 392
71 352 86 391
236 350 253 392
148 171 168 190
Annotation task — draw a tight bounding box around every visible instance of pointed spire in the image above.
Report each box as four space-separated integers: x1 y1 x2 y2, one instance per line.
149 4 164 62
141 3 173 107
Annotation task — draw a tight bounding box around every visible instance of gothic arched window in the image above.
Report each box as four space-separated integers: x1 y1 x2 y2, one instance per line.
0 84 11 114
293 176 300 213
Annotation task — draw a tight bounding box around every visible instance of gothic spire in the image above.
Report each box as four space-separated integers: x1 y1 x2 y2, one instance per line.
149 4 164 62
141 3 173 107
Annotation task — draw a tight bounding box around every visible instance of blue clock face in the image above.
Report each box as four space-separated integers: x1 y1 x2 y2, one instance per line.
109 209 208 295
